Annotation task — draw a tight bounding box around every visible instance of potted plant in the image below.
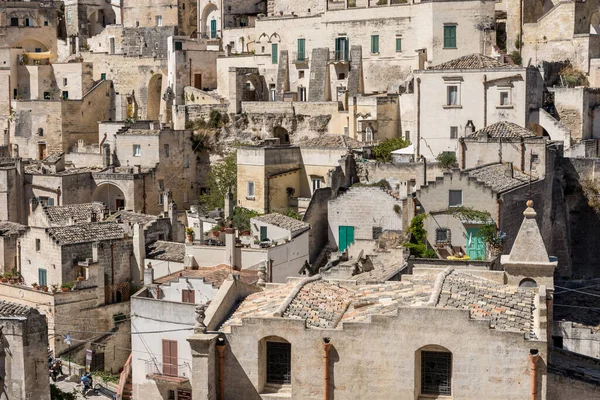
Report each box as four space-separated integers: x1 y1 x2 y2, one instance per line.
0 274 7 283
32 282 38 289
61 283 72 292
186 227 195 243
211 225 221 238
41 285 48 292
50 284 58 294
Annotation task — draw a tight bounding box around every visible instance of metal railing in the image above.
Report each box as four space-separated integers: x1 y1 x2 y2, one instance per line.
329 50 350 62
145 360 191 380
292 52 309 63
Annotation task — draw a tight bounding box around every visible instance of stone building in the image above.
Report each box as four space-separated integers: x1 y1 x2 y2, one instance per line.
184 203 564 399
0 300 50 400
411 54 544 160
328 185 404 252
0 221 27 275
236 136 359 214
130 266 258 400
0 158 26 223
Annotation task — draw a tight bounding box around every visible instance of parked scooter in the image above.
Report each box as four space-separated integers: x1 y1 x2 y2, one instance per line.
80 372 94 394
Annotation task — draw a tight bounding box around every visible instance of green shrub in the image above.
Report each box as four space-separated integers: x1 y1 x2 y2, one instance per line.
509 51 522 66
372 137 411 162
404 214 437 258
435 152 458 169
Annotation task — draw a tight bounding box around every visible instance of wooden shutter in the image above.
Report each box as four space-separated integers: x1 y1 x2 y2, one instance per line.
272 44 278 64
298 39 305 61
182 290 195 304
162 340 178 376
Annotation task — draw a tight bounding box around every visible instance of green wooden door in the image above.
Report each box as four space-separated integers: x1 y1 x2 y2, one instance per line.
210 19 217 39
260 226 268 241
297 39 305 61
339 226 355 252
466 228 486 260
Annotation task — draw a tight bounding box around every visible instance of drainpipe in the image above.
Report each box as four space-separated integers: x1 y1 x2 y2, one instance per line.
322 338 331 400
528 349 539 400
416 78 421 159
189 58 193 88
16 240 21 275
483 75 488 128
99 132 108 152
460 138 466 170
217 338 226 400
520 138 526 172
422 156 427 186
110 242 115 302
496 197 501 231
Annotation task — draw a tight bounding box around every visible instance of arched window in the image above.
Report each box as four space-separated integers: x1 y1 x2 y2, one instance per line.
519 278 538 288
417 345 452 397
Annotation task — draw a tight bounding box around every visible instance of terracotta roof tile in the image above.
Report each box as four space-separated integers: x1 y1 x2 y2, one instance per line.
468 121 537 139
155 265 258 288
46 222 125 245
465 163 533 193
146 241 185 263
0 300 31 317
43 203 106 225
252 213 310 235
428 54 506 70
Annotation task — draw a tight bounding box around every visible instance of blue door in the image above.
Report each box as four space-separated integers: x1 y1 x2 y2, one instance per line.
38 268 47 286
339 226 355 252
466 228 486 260
210 19 217 39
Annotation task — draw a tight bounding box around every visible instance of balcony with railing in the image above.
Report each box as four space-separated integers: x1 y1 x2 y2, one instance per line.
329 50 350 63
145 361 191 384
292 52 309 64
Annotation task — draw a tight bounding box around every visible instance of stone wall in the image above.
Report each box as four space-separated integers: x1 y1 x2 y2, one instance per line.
302 187 334 264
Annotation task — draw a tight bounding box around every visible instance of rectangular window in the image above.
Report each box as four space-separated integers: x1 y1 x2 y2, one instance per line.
449 190 462 207
372 227 383 240
312 178 322 192
168 390 175 400
443 25 457 49
272 43 278 64
371 35 379 54
260 226 268 241
182 289 195 303
174 41 183 51
162 340 178 377
421 351 452 396
447 86 458 106
299 87 307 102
47 198 54 206
62 91 69 100
436 228 450 244
266 342 291 384
44 21 49 26
297 38 305 62
183 191 189 203
35 239 41 251
183 154 189 168
158 193 164 205
44 92 50 100
405 130 410 141
63 78 68 86
163 144 169 157
11 18 19 27
100 73 106 81
35 48 41 53
25 18 33 27
67 10 73 25
500 91 509 106
531 153 539 163
38 268 47 286
269 84 276 101
158 180 165 190
450 126 458 139
109 37 115 54
247 181 255 198
133 144 141 157
396 37 402 52
335 37 349 61
156 15 162 26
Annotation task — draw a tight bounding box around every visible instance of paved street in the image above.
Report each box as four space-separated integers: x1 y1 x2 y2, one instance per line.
52 376 110 399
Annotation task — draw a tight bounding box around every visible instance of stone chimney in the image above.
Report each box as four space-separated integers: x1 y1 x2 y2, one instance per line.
163 190 172 214
144 262 154 286
89 211 97 223
102 143 111 167
501 200 557 290
224 189 234 219
224 221 238 270
133 223 146 285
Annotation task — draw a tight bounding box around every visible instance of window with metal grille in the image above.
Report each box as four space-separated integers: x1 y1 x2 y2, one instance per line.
421 351 452 396
372 227 383 240
450 126 458 139
435 228 450 244
266 342 291 384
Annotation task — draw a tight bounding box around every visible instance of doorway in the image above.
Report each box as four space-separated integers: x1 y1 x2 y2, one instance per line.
194 74 202 89
116 199 125 210
339 226 355 252
466 227 485 260
38 143 47 160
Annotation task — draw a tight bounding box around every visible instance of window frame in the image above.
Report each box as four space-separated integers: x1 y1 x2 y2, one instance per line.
396 37 402 53
443 24 457 49
247 181 255 199
271 43 278 64
133 144 141 157
297 38 306 62
155 15 163 27
182 289 195 303
446 85 459 106
435 228 451 244
370 34 379 54
450 126 458 139
421 350 452 396
35 238 41 252
311 177 323 193
448 190 463 207
163 144 169 158
266 341 291 385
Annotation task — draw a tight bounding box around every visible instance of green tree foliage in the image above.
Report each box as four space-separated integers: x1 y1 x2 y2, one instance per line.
232 207 261 232
404 213 437 258
283 208 302 220
372 137 411 162
199 152 237 210
435 151 458 169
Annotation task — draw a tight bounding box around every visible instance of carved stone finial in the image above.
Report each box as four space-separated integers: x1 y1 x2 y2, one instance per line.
194 304 207 333
524 200 536 219
257 263 267 285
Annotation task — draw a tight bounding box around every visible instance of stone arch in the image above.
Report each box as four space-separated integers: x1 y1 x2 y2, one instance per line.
519 278 538 288
12 38 50 53
274 126 290 145
257 33 269 43
269 33 281 43
147 74 163 120
259 336 291 391
92 182 126 211
415 345 453 397
243 73 264 101
201 3 220 39
591 12 600 35
88 8 117 37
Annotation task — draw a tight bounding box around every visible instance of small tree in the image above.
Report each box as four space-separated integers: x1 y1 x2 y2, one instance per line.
198 151 237 210
404 213 437 258
435 151 458 169
232 207 261 232
372 137 411 162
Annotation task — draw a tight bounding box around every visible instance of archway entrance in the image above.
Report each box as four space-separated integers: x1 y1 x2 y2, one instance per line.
274 127 290 145
92 183 125 211
147 74 162 120
201 3 219 39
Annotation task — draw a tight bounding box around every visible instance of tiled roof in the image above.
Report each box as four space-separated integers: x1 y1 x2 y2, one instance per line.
0 300 31 317
221 269 535 335
43 203 106 225
119 129 160 136
252 213 310 235
46 222 125 245
550 349 600 386
428 54 506 70
465 163 533 193
155 265 258 288
468 121 537 139
298 134 363 149
0 221 27 237
146 241 185 263
106 210 157 226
